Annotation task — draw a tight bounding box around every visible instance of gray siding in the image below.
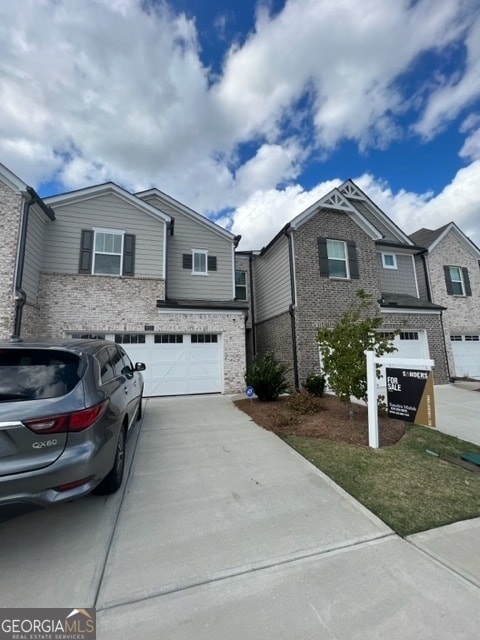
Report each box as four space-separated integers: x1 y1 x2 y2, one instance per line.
42 194 166 278
414 254 430 301
235 253 252 327
23 207 48 302
144 194 234 300
253 235 291 323
349 199 400 243
377 252 418 297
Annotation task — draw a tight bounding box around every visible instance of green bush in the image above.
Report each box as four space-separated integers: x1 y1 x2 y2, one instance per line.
246 352 289 402
303 373 326 397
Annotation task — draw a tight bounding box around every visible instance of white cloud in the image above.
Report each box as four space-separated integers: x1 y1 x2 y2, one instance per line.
231 179 341 250
0 0 479 248
415 11 480 138
352 165 480 249
231 163 480 251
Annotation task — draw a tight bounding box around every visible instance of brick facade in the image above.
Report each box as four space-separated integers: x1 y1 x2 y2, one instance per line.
0 181 22 340
34 272 245 393
252 206 450 386
292 208 382 384
427 232 480 377
255 311 295 388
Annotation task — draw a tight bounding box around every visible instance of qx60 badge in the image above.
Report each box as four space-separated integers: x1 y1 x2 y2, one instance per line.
32 439 58 448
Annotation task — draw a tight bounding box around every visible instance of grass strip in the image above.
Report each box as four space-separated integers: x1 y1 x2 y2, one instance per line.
282 424 480 537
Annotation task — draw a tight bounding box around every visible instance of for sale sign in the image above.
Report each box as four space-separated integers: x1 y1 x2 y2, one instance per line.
386 368 436 427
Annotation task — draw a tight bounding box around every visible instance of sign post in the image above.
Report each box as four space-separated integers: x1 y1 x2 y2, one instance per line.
365 351 435 449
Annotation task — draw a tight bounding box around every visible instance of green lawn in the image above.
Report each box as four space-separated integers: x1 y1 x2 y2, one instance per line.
283 425 480 537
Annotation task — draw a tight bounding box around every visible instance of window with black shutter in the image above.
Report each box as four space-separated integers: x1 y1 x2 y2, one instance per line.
183 250 217 274
318 237 359 279
78 229 135 276
444 265 470 296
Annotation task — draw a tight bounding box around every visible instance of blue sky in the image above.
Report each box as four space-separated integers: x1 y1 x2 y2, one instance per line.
1 0 480 249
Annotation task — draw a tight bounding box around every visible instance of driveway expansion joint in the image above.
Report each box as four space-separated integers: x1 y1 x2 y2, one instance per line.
96 531 397 613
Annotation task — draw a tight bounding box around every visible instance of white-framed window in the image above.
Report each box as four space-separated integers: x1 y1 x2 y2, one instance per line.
93 230 124 275
326 239 348 279
448 266 465 295
235 270 247 300
382 253 397 269
192 249 208 275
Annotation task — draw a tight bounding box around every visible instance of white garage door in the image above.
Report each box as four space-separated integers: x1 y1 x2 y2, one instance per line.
451 335 480 378
106 333 223 397
377 330 430 385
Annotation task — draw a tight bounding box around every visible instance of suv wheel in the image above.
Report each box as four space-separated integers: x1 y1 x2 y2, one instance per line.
93 425 126 495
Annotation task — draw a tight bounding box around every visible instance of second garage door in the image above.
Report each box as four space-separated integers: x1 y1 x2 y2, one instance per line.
451 334 480 378
377 330 430 385
108 333 223 397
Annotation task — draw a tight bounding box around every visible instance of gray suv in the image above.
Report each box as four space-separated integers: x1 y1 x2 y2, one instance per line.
0 339 145 510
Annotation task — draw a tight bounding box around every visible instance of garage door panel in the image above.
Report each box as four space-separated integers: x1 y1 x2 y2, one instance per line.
452 336 480 378
112 334 223 397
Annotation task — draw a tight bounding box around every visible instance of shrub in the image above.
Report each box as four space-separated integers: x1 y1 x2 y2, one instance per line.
287 390 323 414
303 373 326 397
245 352 289 402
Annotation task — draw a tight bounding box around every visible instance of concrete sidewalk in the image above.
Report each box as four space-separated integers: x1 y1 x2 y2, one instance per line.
96 395 480 639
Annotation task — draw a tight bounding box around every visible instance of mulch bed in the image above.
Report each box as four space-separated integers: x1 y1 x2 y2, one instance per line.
234 393 406 447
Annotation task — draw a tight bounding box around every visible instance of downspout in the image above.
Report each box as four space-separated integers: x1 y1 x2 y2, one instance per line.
11 192 35 341
11 187 55 342
248 252 257 355
285 225 299 391
440 309 452 382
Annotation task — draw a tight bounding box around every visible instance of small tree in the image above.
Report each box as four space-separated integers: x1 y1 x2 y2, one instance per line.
245 352 289 402
316 289 397 419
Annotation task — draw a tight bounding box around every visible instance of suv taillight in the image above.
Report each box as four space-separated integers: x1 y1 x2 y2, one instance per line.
24 400 109 434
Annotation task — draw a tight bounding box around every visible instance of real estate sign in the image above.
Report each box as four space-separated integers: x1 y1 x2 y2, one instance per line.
386 368 436 427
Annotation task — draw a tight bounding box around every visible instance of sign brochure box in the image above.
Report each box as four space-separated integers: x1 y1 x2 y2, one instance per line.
386 368 436 427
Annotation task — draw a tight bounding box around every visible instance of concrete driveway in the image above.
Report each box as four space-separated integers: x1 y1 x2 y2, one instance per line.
1 395 480 639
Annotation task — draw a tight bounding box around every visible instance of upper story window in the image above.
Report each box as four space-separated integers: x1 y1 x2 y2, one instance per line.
94 230 123 275
235 270 247 300
182 251 217 275
79 229 135 277
327 239 348 278
193 250 208 275
318 237 359 280
382 253 397 269
444 265 471 296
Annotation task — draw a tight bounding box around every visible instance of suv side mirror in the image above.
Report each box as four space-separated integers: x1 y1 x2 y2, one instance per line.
135 362 146 371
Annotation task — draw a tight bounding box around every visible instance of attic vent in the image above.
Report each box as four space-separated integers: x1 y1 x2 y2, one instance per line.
340 183 365 199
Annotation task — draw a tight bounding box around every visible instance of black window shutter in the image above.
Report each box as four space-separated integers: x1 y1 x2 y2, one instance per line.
208 255 217 271
183 253 192 269
347 241 359 279
318 237 329 277
79 230 94 274
444 265 454 295
122 234 135 276
462 267 472 296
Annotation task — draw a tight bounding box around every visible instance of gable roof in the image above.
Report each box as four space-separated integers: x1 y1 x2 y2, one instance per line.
338 180 413 245
136 187 239 245
410 222 480 258
290 186 383 240
45 182 171 224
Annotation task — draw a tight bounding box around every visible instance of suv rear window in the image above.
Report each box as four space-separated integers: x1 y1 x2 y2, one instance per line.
0 349 82 401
